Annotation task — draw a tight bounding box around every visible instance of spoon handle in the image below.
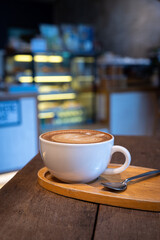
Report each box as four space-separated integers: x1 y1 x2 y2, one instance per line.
125 170 160 183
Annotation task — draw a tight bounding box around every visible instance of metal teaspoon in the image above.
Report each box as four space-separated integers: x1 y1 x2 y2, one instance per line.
101 170 160 191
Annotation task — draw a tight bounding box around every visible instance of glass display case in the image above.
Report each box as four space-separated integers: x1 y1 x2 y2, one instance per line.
4 52 96 132
5 54 33 84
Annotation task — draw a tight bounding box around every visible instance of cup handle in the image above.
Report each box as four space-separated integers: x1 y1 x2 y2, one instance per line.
103 145 131 175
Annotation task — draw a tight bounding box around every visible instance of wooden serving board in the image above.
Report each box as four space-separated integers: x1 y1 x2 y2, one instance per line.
37 164 160 212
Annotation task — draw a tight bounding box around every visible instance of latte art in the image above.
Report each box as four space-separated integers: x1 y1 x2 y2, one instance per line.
42 130 112 144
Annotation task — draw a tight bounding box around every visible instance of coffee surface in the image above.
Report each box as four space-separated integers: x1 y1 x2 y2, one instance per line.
41 130 112 144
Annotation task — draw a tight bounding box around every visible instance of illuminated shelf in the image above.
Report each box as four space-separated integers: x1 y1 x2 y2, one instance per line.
38 109 84 120
34 76 72 83
14 55 33 62
17 75 72 83
34 55 63 63
38 112 55 119
18 76 33 83
13 54 64 63
57 110 83 118
38 85 61 93
37 93 76 101
38 102 59 111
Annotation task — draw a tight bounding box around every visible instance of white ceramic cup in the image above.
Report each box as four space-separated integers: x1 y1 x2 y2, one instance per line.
39 130 131 183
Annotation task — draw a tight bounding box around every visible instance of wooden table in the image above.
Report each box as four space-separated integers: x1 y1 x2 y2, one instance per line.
0 136 160 240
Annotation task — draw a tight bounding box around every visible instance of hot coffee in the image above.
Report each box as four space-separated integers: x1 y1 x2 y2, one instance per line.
40 129 131 182
41 129 112 144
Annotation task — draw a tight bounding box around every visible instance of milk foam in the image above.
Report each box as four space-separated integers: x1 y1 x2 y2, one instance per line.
51 133 107 143
42 130 112 144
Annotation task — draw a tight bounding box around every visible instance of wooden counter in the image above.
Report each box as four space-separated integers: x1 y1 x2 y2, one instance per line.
97 85 160 136
0 136 160 240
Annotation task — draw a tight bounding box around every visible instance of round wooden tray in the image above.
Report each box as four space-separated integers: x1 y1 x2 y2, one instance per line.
38 164 160 212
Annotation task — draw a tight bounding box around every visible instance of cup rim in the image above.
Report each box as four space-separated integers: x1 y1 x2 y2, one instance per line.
39 129 114 146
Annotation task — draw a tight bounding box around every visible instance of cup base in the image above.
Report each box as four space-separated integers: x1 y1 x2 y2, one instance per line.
48 169 99 184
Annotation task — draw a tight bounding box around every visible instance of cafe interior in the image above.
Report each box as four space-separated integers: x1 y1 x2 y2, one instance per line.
0 1 160 239
0 0 160 187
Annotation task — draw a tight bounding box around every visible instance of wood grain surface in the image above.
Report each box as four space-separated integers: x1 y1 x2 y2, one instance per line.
94 205 160 240
0 136 160 240
0 155 97 240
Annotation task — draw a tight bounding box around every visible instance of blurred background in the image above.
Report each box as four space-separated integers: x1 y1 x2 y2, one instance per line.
0 0 160 187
